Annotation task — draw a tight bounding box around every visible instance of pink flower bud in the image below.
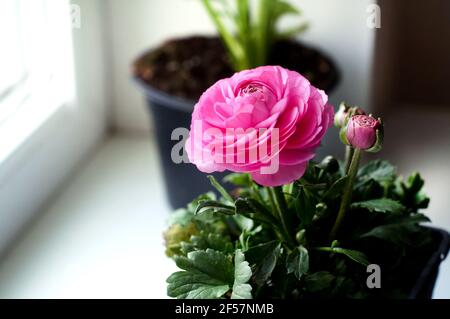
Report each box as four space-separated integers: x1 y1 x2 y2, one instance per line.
346 115 383 151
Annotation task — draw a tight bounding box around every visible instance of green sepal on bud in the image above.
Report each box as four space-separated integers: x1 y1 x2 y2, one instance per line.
365 118 384 153
339 125 350 146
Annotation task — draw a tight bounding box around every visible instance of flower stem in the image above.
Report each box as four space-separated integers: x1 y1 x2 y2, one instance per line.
266 187 277 215
330 148 361 240
269 186 295 247
251 184 265 205
344 146 355 173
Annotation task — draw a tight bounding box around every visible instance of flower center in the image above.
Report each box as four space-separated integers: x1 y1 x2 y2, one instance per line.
353 115 378 128
239 83 264 97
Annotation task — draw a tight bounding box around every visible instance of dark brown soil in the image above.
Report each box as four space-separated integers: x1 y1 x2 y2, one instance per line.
133 36 339 101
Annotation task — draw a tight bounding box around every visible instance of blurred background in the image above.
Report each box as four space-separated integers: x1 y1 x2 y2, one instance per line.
0 0 448 298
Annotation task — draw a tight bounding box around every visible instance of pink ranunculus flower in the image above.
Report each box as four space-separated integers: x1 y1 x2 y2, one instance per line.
346 115 383 152
185 65 334 187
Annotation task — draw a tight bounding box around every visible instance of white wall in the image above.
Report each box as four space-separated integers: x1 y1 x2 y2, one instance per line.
105 0 377 134
105 0 215 133
294 0 376 109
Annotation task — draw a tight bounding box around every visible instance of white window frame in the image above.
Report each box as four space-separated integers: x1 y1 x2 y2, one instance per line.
0 0 109 254
0 0 77 162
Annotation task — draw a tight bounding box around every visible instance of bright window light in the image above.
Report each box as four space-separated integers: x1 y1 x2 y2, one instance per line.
0 0 75 162
0 0 26 100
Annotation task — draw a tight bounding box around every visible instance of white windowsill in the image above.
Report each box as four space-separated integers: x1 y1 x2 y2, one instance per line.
0 136 176 299
0 135 447 299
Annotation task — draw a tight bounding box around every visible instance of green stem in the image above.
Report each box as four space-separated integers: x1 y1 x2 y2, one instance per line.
255 0 271 66
270 187 295 247
266 187 277 216
314 247 334 253
207 176 233 204
251 184 265 205
236 0 251 65
330 149 361 240
344 146 354 174
266 188 288 247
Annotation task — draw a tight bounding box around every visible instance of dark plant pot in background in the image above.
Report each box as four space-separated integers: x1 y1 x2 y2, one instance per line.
134 79 229 209
134 36 339 209
409 227 450 299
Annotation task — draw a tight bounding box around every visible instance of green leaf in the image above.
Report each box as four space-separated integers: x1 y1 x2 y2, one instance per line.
331 248 370 266
223 173 252 187
233 214 254 231
167 249 233 299
208 175 234 204
315 247 370 266
361 214 430 245
294 187 315 226
235 197 278 225
357 160 396 184
167 271 230 299
304 271 335 293
195 200 235 215
231 250 253 299
187 192 217 214
167 208 193 227
398 172 430 210
330 276 357 297
301 162 318 183
351 199 406 214
273 0 300 19
324 176 348 200
286 246 309 280
360 179 384 200
406 172 425 194
245 241 281 285
200 0 248 70
181 232 234 255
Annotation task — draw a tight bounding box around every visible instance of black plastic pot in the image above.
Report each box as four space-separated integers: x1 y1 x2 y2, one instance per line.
409 227 450 299
135 78 229 209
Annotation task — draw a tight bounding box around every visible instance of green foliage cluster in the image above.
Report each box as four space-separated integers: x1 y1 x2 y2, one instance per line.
164 158 433 299
201 0 308 71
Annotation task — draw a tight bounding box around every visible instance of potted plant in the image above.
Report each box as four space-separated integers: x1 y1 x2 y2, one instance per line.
163 66 449 299
133 0 339 209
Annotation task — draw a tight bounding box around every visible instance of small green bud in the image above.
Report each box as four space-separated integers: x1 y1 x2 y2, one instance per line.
296 229 306 245
317 156 339 174
334 102 365 129
163 223 198 257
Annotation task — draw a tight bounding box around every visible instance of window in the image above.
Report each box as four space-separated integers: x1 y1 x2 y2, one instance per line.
0 1 24 95
0 0 27 121
0 0 75 162
0 0 108 256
